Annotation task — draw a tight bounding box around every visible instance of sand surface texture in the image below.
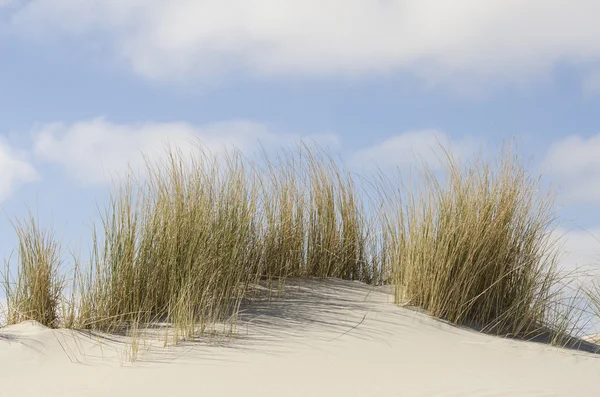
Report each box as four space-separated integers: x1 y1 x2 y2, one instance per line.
2 279 599 397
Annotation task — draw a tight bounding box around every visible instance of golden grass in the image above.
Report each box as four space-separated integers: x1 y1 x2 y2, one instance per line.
0 140 586 353
378 146 573 339
3 215 65 328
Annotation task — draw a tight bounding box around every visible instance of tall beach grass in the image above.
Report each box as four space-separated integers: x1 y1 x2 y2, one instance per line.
3 215 65 328
0 140 587 352
378 147 571 338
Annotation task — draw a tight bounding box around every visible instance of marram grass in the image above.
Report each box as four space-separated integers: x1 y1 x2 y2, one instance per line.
3 215 65 328
0 140 587 355
379 147 571 338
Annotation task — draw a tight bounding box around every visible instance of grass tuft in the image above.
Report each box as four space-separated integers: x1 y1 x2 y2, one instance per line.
378 145 570 338
3 214 64 328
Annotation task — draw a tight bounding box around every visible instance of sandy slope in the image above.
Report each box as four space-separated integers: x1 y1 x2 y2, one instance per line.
1 279 599 397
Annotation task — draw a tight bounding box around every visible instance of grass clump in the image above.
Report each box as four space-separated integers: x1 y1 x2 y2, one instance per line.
258 144 371 281
74 147 261 340
3 215 64 328
303 147 368 281
258 147 307 280
380 147 569 338
71 142 379 343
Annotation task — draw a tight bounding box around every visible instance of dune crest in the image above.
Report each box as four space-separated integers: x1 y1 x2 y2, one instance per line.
1 279 599 397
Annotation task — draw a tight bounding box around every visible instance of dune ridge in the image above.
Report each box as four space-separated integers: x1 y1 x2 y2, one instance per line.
1 279 599 397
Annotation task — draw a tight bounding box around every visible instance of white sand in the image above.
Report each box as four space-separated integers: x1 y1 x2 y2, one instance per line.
1 279 599 397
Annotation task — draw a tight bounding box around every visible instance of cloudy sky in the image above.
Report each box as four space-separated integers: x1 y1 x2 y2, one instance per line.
2 1 600 289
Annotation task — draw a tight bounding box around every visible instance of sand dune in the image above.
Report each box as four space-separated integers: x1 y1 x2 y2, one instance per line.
1 279 599 397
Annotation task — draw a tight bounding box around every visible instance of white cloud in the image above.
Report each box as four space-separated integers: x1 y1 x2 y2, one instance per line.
7 1 600 87
0 137 38 202
32 118 339 185
540 134 600 204
351 129 478 171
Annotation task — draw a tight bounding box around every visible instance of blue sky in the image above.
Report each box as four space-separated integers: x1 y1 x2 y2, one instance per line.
2 1 600 306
